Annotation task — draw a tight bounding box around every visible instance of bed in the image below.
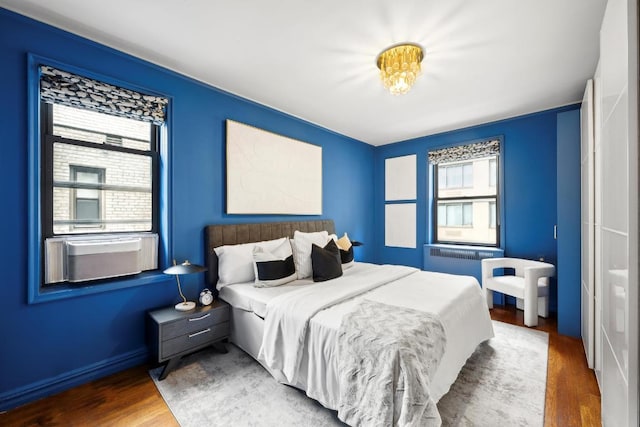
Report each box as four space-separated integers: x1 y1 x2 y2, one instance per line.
205 220 494 425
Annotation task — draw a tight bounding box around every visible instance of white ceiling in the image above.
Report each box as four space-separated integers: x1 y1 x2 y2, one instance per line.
1 0 607 146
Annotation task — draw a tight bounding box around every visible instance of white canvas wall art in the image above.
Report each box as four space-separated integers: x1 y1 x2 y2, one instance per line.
385 154 417 201
385 203 416 248
226 119 322 215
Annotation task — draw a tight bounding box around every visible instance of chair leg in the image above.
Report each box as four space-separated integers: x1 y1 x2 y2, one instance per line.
524 295 539 327
538 296 549 318
485 288 494 309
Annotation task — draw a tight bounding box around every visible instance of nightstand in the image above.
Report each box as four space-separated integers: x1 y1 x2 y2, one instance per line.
148 300 230 380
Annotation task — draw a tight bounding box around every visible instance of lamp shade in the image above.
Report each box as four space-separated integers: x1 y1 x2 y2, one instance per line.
164 260 207 311
163 260 207 275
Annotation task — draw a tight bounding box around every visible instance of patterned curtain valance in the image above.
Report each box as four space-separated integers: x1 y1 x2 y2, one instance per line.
39 65 168 125
428 139 500 165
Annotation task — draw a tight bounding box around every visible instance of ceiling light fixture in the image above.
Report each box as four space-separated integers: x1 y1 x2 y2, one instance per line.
376 43 424 95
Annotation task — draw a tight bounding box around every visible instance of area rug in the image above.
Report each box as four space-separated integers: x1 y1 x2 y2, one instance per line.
150 321 548 426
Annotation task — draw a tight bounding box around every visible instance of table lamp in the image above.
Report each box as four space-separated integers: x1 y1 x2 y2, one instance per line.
163 260 207 311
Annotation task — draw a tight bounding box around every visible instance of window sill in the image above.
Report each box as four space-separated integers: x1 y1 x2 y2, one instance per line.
29 270 171 304
428 242 502 251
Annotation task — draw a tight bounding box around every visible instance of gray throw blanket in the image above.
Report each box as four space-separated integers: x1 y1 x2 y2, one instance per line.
337 300 447 427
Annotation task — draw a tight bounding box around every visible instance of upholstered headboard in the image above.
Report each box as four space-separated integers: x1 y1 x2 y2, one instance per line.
204 220 335 289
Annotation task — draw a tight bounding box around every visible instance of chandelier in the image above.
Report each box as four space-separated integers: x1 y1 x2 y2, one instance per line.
376 43 424 95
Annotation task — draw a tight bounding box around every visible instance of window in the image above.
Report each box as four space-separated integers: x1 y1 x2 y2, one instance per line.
438 162 473 189
36 64 168 289
489 201 496 228
438 202 473 227
429 139 500 246
70 165 104 229
42 103 158 236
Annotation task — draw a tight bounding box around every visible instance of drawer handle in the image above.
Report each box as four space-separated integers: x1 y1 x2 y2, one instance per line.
188 313 211 322
189 328 211 338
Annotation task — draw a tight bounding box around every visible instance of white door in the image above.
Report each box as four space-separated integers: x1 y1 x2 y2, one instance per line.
598 0 638 425
592 63 603 385
580 79 595 368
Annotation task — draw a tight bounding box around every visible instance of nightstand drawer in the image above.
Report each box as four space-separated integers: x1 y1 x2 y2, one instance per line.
161 307 229 340
148 300 231 378
161 321 229 359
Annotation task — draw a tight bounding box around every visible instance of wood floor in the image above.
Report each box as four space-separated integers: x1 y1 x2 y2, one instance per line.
1 304 600 427
490 305 601 427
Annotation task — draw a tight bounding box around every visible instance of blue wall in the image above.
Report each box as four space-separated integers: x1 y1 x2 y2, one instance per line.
0 9 375 410
373 105 581 317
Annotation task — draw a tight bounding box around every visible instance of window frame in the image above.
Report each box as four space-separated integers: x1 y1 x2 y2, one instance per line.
27 54 171 304
432 142 502 247
489 201 497 229
489 158 497 187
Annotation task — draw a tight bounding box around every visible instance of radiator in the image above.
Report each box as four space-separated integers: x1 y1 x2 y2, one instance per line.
44 233 158 284
423 244 504 283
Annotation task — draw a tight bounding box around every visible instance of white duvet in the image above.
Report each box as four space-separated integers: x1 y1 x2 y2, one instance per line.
255 263 495 411
258 264 416 382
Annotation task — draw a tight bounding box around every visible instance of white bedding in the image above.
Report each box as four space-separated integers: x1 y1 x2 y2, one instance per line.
259 264 417 382
218 262 375 318
220 262 494 411
219 277 312 318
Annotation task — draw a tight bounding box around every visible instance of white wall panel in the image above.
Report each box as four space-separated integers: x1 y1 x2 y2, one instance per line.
598 0 638 425
384 203 416 248
601 93 629 233
599 0 628 123
384 155 416 201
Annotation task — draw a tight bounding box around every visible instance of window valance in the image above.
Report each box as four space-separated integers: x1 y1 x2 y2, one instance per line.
39 65 168 125
428 139 500 165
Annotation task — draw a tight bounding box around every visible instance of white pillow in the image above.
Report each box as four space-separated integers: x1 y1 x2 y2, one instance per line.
215 237 287 288
291 230 329 279
252 238 297 288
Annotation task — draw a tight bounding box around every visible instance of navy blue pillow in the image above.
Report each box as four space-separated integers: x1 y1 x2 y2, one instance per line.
340 246 354 264
255 255 296 282
311 239 343 282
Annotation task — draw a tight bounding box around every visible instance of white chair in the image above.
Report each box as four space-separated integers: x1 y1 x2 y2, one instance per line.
481 257 556 327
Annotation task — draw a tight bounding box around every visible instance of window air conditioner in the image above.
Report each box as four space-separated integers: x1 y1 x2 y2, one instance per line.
44 233 158 284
